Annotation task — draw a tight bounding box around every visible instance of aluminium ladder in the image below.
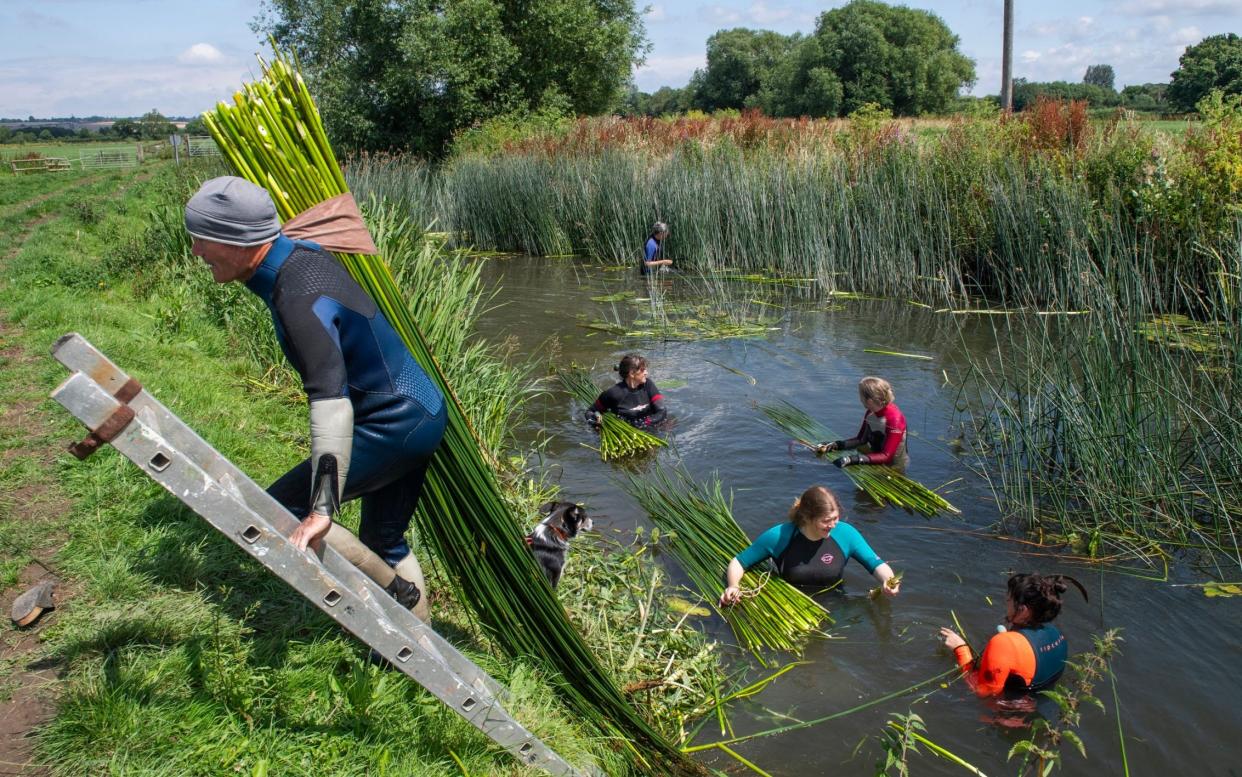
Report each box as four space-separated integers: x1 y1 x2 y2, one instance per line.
49 333 592 777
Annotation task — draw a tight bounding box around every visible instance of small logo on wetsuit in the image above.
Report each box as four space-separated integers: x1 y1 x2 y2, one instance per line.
820 553 835 564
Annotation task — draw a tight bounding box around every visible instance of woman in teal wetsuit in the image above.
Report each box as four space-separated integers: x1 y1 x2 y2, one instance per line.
719 485 900 606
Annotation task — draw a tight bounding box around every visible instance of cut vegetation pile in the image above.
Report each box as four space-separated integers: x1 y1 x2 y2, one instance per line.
203 47 700 774
624 468 830 657
758 400 960 518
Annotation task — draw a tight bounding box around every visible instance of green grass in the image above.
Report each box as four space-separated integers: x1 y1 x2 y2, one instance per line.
0 162 722 775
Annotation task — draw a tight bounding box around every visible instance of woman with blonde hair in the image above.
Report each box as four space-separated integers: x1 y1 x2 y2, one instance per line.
720 485 899 606
817 376 908 468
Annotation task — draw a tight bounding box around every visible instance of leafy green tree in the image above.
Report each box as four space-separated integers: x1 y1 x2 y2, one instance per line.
183 116 209 135
1168 33 1242 113
1012 79 1121 110
138 109 176 139
758 36 843 118
762 0 974 117
690 28 798 111
110 118 139 139
255 0 648 154
1083 64 1115 90
1120 83 1170 113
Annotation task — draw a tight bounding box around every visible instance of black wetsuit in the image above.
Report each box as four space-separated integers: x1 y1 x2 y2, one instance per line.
593 378 667 427
249 235 446 565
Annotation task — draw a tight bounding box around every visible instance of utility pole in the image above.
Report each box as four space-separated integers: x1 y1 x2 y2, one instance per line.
1001 0 1014 111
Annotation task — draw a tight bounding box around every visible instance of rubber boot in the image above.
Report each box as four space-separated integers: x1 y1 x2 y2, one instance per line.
392 554 429 622
324 523 396 587
384 574 421 611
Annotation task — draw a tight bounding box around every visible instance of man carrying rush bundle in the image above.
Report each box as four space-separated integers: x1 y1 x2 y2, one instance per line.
184 176 445 620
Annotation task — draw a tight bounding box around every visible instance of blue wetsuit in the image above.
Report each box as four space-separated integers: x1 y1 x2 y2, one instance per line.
249 235 446 565
640 236 662 275
736 521 883 589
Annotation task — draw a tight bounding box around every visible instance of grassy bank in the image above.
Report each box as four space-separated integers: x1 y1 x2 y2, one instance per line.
0 162 724 775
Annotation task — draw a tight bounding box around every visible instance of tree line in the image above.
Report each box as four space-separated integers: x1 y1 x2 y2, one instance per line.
630 31 1240 118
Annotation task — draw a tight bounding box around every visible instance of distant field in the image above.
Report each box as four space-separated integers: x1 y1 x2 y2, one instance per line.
0 140 141 162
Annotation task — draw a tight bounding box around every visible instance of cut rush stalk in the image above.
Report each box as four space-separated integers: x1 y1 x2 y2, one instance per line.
624 468 830 658
757 400 960 518
203 44 702 776
558 367 667 460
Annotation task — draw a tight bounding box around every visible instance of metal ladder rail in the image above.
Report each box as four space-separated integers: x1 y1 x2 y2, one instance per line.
50 333 505 702
51 361 586 776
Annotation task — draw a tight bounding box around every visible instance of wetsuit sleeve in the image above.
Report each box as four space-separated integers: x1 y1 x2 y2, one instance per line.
272 293 349 401
841 416 867 450
309 397 352 516
864 405 907 465
969 631 1028 697
593 385 618 413
735 523 792 571
833 522 882 573
646 379 665 411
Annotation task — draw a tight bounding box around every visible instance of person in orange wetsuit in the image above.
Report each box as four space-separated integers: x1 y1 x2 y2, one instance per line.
939 573 1088 697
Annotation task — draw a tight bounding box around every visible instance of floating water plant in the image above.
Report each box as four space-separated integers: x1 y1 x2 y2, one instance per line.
203 44 700 775
557 366 667 461
757 400 960 517
624 468 831 657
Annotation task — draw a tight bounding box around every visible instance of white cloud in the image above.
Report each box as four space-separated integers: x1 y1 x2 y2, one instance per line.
0 55 251 117
1022 50 1042 63
1172 26 1203 46
698 5 741 25
747 3 794 25
1121 0 1238 16
633 53 707 91
177 43 224 65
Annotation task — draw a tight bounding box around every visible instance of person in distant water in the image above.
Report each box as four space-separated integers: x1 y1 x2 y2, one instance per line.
184 176 444 620
719 485 900 606
587 353 667 428
640 221 673 275
816 376 908 468
939 573 1088 698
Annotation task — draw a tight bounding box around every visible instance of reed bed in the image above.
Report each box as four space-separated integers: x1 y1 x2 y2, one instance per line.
758 401 960 518
203 47 700 775
624 468 831 656
557 366 667 460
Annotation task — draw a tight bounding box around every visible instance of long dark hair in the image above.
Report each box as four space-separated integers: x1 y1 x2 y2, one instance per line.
1008 573 1088 626
617 353 648 380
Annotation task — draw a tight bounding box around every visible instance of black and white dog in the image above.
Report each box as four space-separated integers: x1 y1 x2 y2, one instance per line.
526 500 592 588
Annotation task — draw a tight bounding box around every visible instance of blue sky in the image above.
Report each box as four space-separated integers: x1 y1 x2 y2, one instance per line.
0 0 1237 118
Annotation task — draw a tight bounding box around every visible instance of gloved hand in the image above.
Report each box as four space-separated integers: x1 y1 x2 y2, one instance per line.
815 440 843 455
834 453 866 468
584 410 602 427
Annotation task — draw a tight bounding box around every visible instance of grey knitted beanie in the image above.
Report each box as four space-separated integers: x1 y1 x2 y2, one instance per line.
185 176 281 247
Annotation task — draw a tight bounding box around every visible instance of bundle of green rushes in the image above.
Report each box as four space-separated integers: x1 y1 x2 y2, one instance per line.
758 400 960 518
557 367 667 460
203 47 702 776
624 468 830 657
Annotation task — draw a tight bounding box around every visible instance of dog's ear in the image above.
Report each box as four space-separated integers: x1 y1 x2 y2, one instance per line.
545 510 567 532
537 501 556 516
567 506 587 527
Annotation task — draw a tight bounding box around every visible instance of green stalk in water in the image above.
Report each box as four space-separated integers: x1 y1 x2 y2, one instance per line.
557 366 667 460
624 468 831 657
757 400 960 517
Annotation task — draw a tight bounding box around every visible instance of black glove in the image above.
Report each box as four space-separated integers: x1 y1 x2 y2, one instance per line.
834 453 865 468
584 410 602 427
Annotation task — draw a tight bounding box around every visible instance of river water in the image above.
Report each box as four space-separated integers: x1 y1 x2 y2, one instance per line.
470 256 1240 776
